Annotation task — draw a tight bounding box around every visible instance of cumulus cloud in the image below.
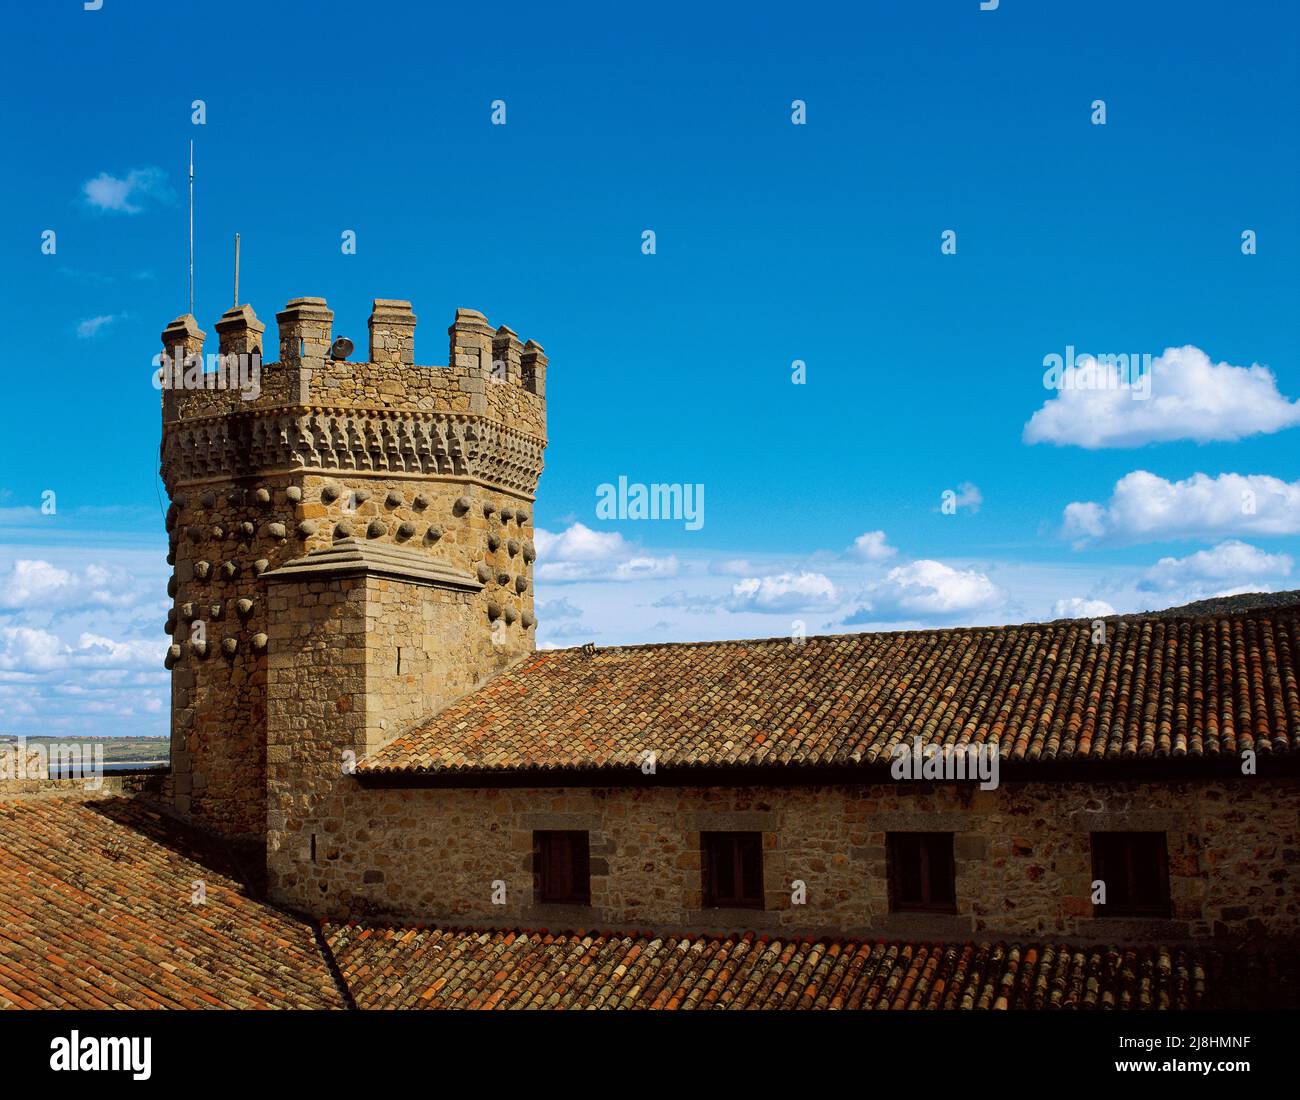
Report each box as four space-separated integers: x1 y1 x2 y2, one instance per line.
0 628 161 674
534 523 678 582
1053 597 1118 619
1024 345 1300 448
1062 471 1300 545
0 559 145 612
81 166 173 213
726 572 839 613
848 530 896 561
861 560 1003 619
1139 540 1293 593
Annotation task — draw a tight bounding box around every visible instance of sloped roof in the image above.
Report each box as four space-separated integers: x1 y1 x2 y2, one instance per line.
0 796 344 1009
323 922 1300 1010
360 609 1300 778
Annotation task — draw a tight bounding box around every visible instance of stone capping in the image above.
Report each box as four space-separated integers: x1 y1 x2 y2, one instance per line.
262 537 483 592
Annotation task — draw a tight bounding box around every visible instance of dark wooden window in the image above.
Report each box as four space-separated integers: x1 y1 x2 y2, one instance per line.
1091 832 1170 917
533 831 590 906
887 832 956 912
701 831 764 909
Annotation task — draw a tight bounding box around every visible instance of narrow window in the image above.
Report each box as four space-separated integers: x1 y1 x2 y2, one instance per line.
887 832 956 912
1091 832 1170 917
701 831 764 909
533 831 591 905
396 646 402 675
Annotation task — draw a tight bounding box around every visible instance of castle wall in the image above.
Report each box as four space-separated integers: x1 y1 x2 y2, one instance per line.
265 776 1299 941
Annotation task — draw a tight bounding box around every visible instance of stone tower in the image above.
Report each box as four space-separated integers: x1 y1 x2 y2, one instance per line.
160 299 547 841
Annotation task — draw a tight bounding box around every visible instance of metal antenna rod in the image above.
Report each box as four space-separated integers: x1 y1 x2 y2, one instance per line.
188 140 194 317
233 233 240 306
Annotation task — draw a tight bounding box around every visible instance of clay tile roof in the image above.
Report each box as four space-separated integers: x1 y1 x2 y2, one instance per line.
322 921 1300 1010
359 608 1300 777
0 796 344 1010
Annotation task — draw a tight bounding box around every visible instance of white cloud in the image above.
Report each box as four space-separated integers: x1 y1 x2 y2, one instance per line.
1140 540 1293 592
0 628 162 673
82 166 172 214
848 530 896 561
863 560 1003 618
1053 597 1118 619
957 483 983 513
534 523 677 582
76 314 121 339
0 559 146 611
1062 470 1300 545
1024 345 1300 448
726 572 839 613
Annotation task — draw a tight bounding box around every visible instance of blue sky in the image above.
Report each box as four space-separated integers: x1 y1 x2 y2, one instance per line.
2 0 1298 737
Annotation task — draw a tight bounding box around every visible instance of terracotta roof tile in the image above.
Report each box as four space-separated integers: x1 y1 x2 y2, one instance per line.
0 797 344 1010
322 921 1300 1010
361 609 1300 776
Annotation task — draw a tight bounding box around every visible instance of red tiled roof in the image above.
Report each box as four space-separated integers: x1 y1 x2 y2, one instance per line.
360 610 1300 776
0 796 344 1009
322 922 1300 1010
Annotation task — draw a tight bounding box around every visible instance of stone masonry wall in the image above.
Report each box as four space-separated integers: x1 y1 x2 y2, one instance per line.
266 776 1299 942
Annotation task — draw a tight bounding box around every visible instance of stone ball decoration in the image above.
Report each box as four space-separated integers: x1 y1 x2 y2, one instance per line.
486 601 502 621
191 638 209 659
397 521 417 541
353 487 372 504
167 576 178 597
236 598 254 619
496 571 511 586
386 490 403 508
476 564 492 584
165 643 182 669
221 637 239 658
425 525 443 543
266 522 287 540
253 558 270 575
227 489 244 507
366 519 386 539
209 602 224 620
251 633 268 653
454 496 472 515
181 602 196 621
516 510 530 526
487 534 500 552
186 525 202 542
522 541 536 563
507 539 520 557
334 522 352 540
255 487 272 505
515 575 528 594
211 525 226 540
200 491 216 509
240 521 256 539
164 612 176 635
498 508 514 524
194 560 211 581
413 493 430 510
522 610 536 628
297 519 318 538
221 561 239 580
321 483 340 504
503 605 519 625
482 502 496 518
285 485 303 503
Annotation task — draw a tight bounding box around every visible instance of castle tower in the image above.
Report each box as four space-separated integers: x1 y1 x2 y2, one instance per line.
159 299 547 841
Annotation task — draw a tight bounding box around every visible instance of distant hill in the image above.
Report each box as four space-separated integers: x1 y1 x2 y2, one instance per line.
1145 590 1300 618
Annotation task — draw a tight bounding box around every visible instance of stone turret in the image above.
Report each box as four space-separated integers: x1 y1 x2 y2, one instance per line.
159 298 548 842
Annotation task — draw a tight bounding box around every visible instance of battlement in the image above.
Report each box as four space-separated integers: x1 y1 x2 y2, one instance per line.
160 298 548 442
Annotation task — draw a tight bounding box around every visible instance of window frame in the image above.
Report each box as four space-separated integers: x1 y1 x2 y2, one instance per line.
700 830 765 910
886 831 957 913
532 829 592 907
1090 831 1171 918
